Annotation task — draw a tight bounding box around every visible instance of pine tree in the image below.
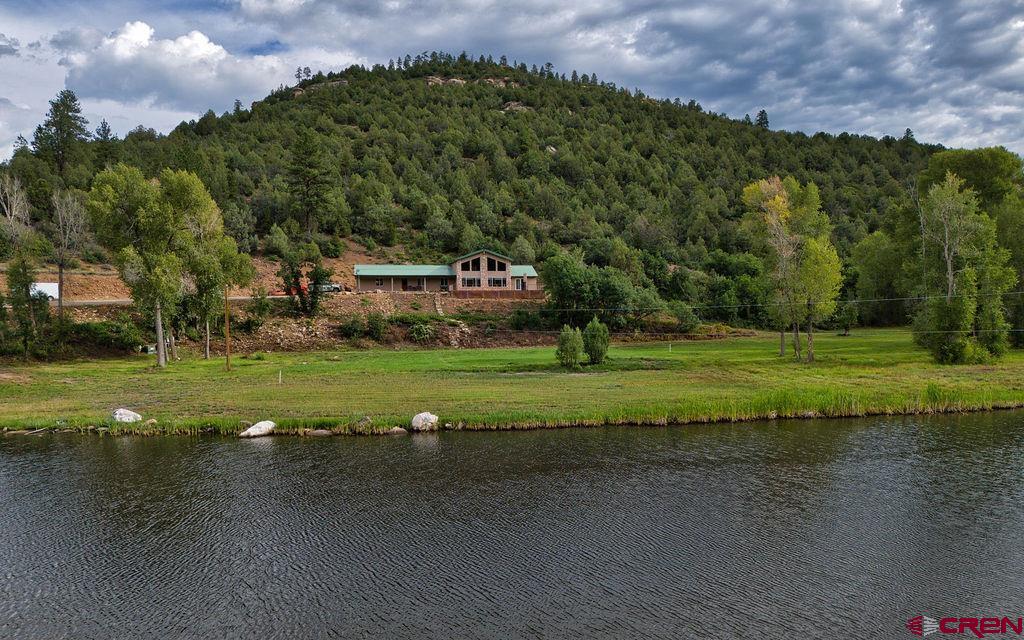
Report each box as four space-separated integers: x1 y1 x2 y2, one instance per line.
286 128 332 234
33 89 89 177
755 110 770 129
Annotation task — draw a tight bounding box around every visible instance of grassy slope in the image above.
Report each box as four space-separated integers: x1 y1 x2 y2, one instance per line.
2 329 1023 434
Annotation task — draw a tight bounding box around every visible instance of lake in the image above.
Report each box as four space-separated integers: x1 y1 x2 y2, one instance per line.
2 412 1023 639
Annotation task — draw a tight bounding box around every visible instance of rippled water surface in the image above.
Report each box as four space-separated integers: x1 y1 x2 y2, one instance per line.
3 412 1024 639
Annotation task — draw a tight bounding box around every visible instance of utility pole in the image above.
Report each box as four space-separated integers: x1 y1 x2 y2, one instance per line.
224 285 232 371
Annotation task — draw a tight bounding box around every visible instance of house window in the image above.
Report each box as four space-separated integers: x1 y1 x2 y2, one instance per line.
487 277 507 288
515 278 525 290
461 261 471 271
374 278 384 287
462 277 481 288
487 257 507 271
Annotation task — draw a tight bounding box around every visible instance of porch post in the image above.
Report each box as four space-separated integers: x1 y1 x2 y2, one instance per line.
391 277 394 292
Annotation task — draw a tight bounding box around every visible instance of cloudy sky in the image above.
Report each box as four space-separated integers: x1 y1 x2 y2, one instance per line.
1 0 1023 159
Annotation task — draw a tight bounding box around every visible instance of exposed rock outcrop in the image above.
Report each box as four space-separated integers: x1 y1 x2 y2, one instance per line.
502 101 533 113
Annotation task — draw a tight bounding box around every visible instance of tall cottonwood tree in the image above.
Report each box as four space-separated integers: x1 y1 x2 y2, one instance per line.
87 165 186 367
914 173 1015 363
168 170 255 358
743 176 842 362
796 237 842 362
742 177 801 356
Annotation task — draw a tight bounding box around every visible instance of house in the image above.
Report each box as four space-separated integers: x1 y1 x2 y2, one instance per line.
354 249 542 297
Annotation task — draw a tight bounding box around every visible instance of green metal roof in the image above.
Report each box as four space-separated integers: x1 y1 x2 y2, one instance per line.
452 249 514 263
354 264 455 277
511 265 538 277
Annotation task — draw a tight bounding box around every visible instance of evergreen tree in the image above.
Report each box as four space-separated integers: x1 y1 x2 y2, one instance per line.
32 89 89 177
93 119 118 168
286 128 332 234
755 109 770 129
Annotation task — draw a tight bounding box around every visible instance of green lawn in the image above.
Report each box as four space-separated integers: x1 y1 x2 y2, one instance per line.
2 329 1024 434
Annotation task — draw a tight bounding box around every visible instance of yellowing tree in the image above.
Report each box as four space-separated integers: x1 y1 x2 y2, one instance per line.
796 237 842 362
744 176 843 362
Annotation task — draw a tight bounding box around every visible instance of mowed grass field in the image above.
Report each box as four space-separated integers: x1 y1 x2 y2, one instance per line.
2 329 1024 434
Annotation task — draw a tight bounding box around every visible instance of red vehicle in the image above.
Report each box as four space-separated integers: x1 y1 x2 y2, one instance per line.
271 284 308 296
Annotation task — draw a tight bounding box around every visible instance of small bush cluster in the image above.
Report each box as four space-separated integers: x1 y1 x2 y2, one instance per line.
337 315 366 339
556 318 610 368
668 301 700 334
68 318 143 353
366 312 389 341
239 288 273 333
409 323 435 343
556 325 584 369
582 317 609 364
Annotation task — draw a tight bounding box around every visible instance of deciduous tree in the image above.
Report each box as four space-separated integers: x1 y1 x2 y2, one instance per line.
51 189 87 322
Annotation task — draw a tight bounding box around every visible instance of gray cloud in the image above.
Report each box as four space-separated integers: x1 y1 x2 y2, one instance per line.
3 0 1023 153
49 27 104 53
0 33 20 57
0 96 35 156
227 0 1024 151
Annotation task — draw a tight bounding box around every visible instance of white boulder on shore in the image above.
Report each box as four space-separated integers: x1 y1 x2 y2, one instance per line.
240 420 275 438
112 408 142 423
410 412 439 432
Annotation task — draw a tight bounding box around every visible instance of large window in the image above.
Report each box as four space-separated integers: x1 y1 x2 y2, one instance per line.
461 277 481 288
487 257 508 271
461 257 481 271
487 277 507 288
374 278 384 287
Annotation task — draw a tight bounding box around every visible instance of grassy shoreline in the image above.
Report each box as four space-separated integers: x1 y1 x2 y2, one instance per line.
3 329 1024 436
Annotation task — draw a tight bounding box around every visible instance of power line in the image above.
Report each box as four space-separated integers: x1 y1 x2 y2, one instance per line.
494 327 1024 336
534 289 1024 313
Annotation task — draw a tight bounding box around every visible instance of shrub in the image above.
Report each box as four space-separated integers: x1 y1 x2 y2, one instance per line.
835 300 859 336
582 316 609 364
240 288 273 333
313 234 343 258
510 308 543 331
668 300 700 333
366 312 389 341
338 315 365 338
555 325 584 369
913 295 981 364
261 224 290 258
79 242 111 264
389 312 436 326
409 322 435 343
67 318 142 353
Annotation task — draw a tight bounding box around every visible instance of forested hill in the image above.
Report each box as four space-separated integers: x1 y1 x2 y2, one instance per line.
8 53 939 268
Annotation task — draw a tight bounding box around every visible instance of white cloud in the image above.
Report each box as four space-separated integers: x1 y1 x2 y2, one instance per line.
63 21 289 112
0 96 36 158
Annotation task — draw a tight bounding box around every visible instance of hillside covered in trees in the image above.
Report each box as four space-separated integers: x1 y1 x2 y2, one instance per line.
5 51 992 345
8 51 939 260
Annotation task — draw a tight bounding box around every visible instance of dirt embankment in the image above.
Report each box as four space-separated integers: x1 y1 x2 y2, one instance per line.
0 239 404 301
